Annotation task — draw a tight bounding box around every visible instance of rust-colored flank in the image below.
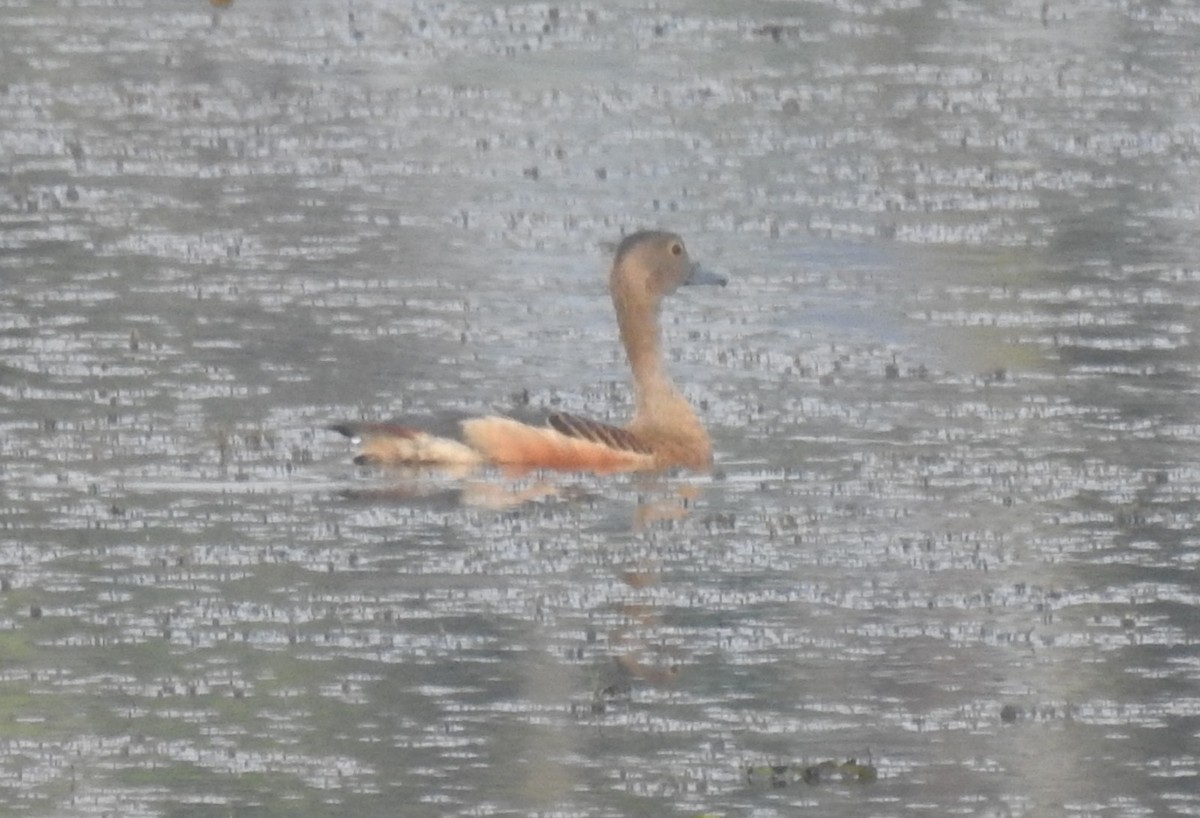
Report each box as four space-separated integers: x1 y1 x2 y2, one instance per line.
332 231 725 473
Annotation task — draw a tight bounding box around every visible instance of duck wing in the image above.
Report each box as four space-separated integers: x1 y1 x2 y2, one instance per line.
548 412 653 456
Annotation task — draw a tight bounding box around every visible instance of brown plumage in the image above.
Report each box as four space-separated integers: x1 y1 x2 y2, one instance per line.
332 231 726 473
548 412 654 456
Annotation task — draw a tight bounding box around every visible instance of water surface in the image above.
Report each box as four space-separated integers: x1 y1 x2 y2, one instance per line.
2 1 1199 816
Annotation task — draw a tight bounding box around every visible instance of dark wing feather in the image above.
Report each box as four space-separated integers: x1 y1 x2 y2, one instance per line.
548 412 652 455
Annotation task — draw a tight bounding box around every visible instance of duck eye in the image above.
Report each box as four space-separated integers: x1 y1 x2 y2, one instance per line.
670 243 683 256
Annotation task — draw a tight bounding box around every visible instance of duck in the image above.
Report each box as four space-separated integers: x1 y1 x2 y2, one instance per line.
331 231 726 473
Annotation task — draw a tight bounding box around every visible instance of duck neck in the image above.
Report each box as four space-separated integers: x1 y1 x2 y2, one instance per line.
615 293 688 423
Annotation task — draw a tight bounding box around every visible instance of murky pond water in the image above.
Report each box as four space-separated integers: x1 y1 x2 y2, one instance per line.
3 1 1200 816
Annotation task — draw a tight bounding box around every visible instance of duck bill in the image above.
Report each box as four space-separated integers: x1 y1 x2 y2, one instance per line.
683 262 727 287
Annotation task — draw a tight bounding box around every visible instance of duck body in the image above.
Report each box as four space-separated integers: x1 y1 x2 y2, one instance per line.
333 231 725 473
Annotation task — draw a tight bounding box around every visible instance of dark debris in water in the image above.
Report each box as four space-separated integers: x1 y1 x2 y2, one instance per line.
747 757 878 787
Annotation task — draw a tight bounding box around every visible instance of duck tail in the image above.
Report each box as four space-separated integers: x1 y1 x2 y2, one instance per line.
329 422 483 466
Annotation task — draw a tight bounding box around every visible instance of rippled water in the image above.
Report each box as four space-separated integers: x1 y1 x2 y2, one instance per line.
3 1 1200 816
